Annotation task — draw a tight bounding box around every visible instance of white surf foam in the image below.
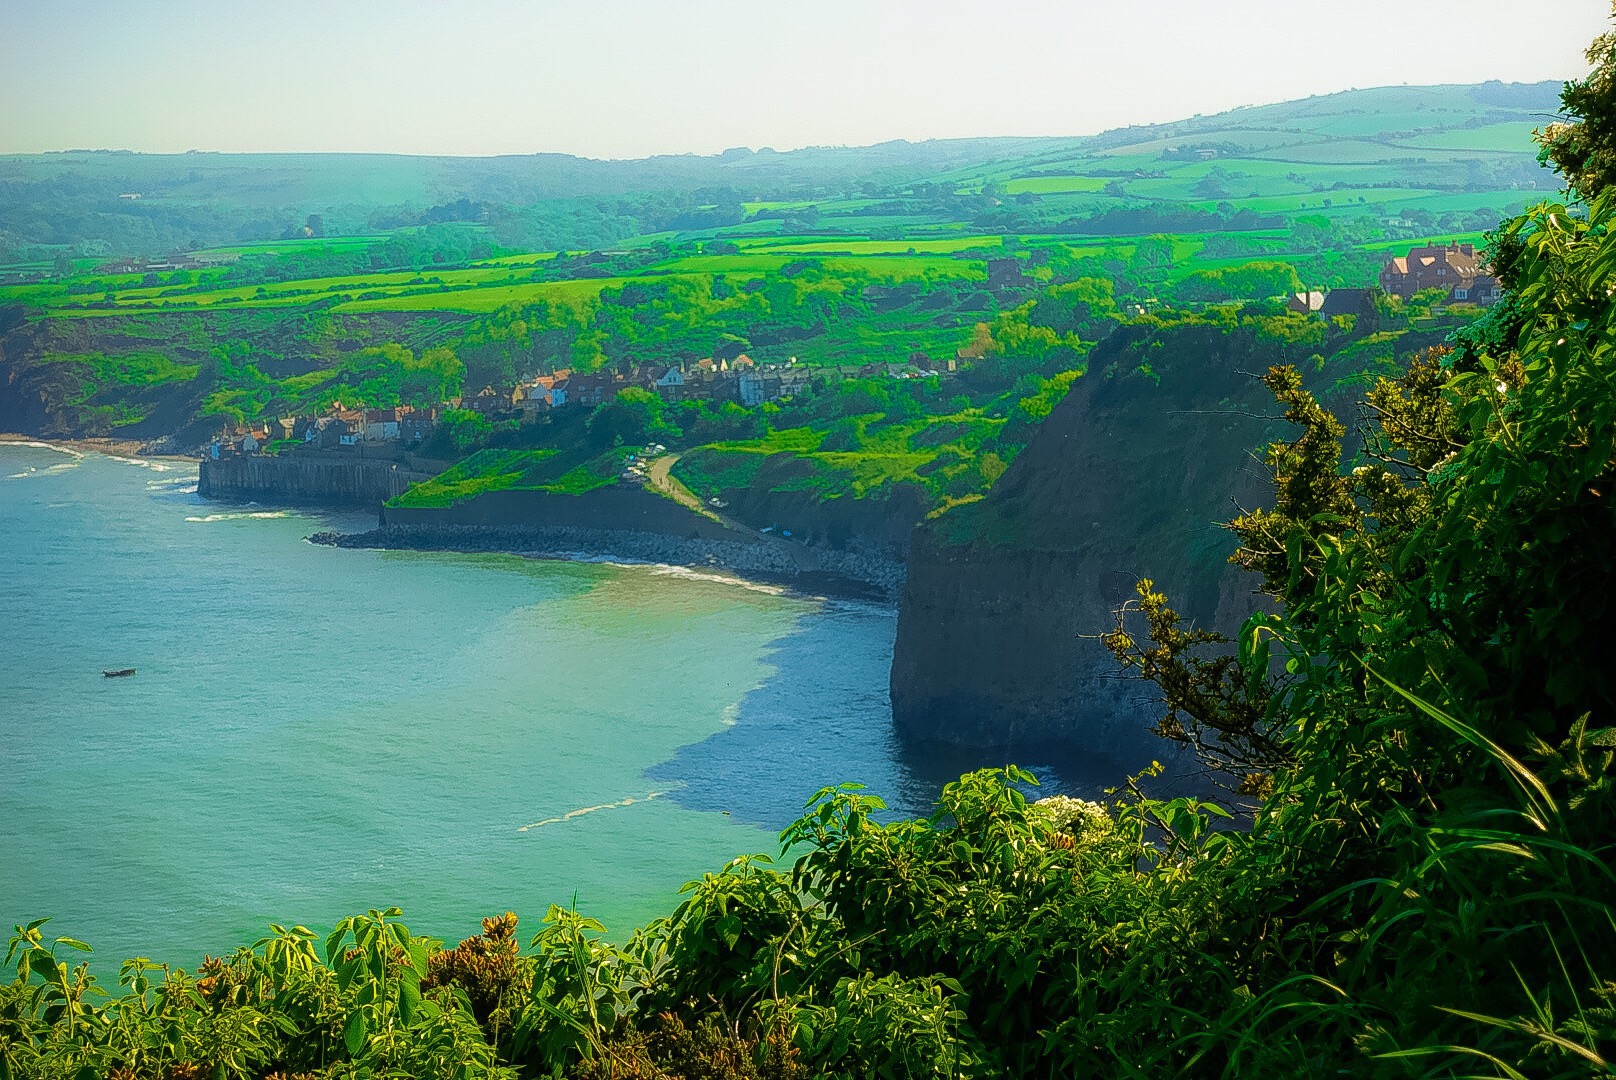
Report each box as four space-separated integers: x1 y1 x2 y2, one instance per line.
518 790 668 832
25 461 82 478
518 552 787 596
2 442 85 479
640 564 787 596
185 511 293 523
104 454 173 472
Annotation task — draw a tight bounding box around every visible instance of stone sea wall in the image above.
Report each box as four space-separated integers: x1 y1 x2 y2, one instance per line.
199 455 431 505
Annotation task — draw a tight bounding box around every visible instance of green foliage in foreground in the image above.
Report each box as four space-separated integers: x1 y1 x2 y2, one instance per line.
9 187 1616 1077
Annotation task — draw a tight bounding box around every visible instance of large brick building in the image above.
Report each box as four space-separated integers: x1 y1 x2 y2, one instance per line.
1378 242 1501 304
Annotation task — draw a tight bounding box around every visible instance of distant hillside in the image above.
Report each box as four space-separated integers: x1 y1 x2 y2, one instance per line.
0 81 1564 262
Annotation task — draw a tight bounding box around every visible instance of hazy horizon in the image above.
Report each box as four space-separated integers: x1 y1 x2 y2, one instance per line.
0 76 1580 164
1 0 1606 159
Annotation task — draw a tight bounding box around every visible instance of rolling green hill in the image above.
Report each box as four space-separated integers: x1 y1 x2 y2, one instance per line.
0 81 1560 507
1 81 1561 269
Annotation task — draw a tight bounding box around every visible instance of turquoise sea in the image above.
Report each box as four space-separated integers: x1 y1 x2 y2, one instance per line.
0 442 1074 976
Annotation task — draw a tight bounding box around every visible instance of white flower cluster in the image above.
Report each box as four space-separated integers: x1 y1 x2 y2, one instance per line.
1028 795 1113 843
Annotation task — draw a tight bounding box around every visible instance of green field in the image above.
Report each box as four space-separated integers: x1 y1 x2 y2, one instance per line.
673 409 1009 504
340 276 633 314
0 80 1561 455
747 237 1003 255
388 445 633 506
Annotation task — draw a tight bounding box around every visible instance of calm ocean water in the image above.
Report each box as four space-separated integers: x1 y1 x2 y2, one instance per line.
0 442 1088 977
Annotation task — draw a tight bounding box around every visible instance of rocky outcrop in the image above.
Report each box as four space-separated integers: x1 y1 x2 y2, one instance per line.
199 455 432 506
890 324 1295 768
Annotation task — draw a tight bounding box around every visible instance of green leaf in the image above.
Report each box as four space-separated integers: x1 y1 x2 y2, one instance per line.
399 976 421 1025
343 1008 367 1057
54 937 91 953
406 939 430 974
29 950 60 982
325 926 347 965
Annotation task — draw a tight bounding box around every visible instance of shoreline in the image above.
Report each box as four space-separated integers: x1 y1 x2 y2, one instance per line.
2 431 903 603
309 523 905 605
0 432 195 463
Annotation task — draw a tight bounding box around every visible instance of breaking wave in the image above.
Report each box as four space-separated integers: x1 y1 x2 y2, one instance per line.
640 564 787 595
102 454 174 472
5 460 82 479
0 441 83 459
184 511 293 523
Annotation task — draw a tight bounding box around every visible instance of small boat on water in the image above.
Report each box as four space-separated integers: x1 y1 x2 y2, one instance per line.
103 668 136 678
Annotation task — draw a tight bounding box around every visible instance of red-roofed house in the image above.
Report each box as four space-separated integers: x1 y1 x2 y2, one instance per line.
1379 242 1492 302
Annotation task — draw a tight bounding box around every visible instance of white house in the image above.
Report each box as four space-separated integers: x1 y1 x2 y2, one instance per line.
363 408 402 442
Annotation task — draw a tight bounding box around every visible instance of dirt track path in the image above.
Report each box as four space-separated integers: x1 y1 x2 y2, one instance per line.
646 454 713 518
646 454 820 572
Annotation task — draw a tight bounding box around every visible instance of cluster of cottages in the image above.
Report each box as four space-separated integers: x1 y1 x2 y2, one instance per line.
207 406 438 457
93 252 229 275
1376 242 1501 304
1283 243 1503 319
206 353 954 457
461 353 951 419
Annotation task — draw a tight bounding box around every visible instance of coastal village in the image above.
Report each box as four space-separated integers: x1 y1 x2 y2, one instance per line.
204 241 1501 460
203 351 950 459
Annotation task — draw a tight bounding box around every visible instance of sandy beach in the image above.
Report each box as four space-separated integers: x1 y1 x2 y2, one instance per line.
0 433 193 461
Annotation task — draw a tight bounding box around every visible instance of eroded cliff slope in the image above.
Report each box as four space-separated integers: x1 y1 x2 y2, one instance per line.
891 324 1307 767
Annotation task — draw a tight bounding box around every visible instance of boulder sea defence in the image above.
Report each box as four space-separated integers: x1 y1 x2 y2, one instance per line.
309 523 905 600
318 483 907 600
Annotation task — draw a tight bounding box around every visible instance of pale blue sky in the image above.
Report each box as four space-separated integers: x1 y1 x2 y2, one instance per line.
1 0 1608 158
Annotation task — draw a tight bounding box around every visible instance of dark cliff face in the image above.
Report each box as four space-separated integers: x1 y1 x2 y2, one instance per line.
0 314 217 440
890 324 1296 768
0 321 77 435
